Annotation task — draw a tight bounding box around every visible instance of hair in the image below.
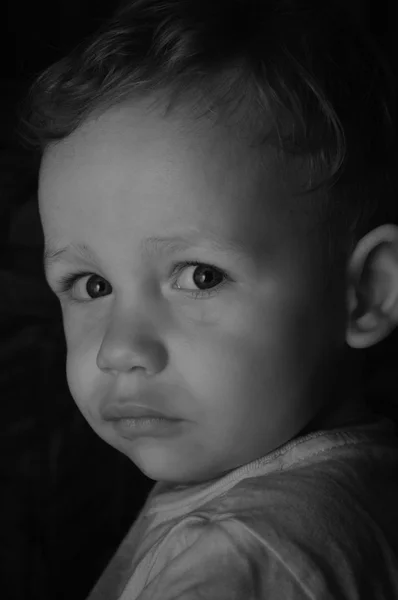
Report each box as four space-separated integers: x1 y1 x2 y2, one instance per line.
18 0 397 252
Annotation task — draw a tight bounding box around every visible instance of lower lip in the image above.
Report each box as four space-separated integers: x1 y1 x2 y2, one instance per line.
110 417 184 439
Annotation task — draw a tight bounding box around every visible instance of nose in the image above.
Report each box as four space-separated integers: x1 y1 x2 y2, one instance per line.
96 313 168 376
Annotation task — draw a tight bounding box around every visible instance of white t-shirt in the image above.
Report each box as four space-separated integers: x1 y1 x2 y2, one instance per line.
86 414 398 599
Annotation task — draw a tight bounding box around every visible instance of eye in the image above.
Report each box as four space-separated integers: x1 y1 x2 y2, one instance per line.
172 261 231 299
54 261 232 303
56 272 112 301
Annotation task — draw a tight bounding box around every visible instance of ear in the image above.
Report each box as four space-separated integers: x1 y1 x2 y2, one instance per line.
346 224 398 349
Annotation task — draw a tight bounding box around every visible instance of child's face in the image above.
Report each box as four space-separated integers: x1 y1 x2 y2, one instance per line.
39 99 348 483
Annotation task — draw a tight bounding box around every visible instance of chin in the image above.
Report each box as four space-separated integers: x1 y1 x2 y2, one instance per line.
127 451 210 484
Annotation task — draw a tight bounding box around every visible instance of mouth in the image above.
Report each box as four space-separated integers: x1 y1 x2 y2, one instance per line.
101 403 180 421
109 415 185 440
101 404 185 440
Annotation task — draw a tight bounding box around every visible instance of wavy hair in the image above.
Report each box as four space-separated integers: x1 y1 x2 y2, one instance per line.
18 0 397 249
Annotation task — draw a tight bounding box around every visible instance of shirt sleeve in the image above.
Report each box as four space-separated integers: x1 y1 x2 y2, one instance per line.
127 517 313 600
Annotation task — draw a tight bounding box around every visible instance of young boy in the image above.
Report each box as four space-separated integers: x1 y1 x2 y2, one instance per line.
21 0 398 597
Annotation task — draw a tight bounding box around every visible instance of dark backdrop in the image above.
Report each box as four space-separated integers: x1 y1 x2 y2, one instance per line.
1 1 397 599
1 3 154 600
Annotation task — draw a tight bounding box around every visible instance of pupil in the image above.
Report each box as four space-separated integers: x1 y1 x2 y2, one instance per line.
193 266 222 289
87 275 107 297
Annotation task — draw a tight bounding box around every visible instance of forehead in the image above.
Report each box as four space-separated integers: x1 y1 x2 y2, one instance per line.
39 99 323 258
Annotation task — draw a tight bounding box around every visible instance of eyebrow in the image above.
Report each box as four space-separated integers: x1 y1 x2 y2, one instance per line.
43 233 252 270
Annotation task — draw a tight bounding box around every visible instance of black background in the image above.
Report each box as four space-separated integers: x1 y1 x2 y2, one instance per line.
1 1 397 599
2 3 154 600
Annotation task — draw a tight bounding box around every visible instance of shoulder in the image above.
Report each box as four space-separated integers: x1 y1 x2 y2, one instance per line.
123 459 398 600
167 460 398 593
134 514 313 600
143 469 397 597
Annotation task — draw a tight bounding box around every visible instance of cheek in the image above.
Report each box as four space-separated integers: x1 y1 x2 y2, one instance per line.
65 348 94 407
175 310 284 407
178 287 327 413
63 313 101 412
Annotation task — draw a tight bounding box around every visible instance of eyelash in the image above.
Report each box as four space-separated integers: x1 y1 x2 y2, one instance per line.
55 260 232 304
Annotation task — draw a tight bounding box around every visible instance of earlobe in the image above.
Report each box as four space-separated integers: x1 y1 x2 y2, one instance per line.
346 308 394 349
345 224 398 350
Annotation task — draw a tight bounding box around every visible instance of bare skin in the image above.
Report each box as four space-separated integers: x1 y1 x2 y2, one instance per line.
38 99 398 483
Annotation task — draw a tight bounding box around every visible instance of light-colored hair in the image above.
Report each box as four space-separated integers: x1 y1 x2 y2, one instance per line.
19 0 397 247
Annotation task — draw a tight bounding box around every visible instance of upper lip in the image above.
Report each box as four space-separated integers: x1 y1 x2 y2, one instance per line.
101 403 179 421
